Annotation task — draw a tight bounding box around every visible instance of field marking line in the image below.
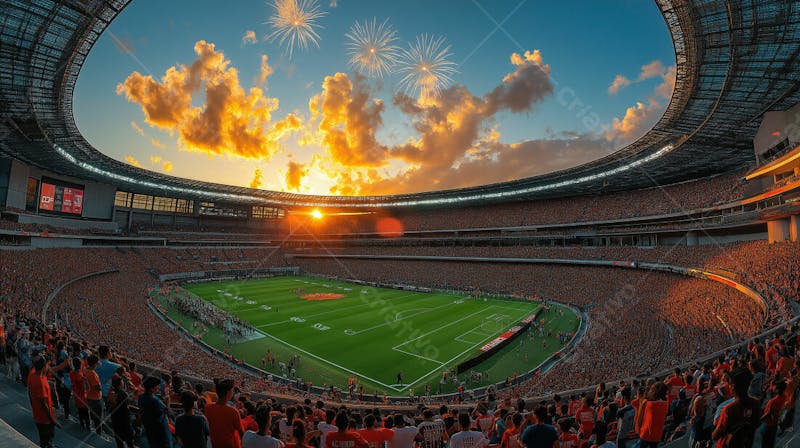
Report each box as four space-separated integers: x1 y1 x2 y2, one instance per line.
392 306 498 351
254 292 423 329
454 328 495 344
392 346 446 366
257 330 404 392
346 299 457 335
397 305 539 392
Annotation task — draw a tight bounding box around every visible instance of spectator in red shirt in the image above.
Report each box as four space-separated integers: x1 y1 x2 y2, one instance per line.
760 380 787 448
636 382 669 447
206 379 244 448
712 369 760 448
28 356 59 448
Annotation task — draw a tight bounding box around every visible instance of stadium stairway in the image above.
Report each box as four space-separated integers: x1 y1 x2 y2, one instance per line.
0 374 116 448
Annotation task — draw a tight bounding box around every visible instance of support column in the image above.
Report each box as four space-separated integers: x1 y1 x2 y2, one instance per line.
685 231 699 246
767 218 791 243
790 215 800 242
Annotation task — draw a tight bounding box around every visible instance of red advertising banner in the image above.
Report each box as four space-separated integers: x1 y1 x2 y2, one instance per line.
38 181 84 215
39 183 55 211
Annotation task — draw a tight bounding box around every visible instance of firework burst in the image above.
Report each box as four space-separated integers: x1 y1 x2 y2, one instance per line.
266 0 327 58
345 18 401 78
396 34 458 101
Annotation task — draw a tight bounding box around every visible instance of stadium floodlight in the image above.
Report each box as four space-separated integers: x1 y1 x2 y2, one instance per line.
53 143 676 208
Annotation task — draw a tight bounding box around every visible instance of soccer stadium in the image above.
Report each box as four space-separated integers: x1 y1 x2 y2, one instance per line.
2 0 800 447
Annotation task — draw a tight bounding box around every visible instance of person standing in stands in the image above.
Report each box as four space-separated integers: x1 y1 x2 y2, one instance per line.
242 404 285 448
416 409 445 448
712 369 759 448
449 413 489 448
106 375 135 448
390 413 422 448
139 376 173 448
28 356 59 448
175 390 210 448
85 354 103 435
205 379 244 448
759 380 787 448
69 357 90 430
520 407 557 448
326 410 369 448
96 345 121 399
635 382 669 448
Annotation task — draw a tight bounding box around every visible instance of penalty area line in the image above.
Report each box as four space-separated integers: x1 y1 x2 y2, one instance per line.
257 331 404 392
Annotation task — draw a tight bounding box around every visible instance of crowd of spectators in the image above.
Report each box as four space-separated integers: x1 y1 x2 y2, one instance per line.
297 172 747 236
1 233 799 448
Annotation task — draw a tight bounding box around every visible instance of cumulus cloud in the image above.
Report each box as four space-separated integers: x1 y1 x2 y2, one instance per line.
302 49 565 195
161 160 174 172
130 121 145 136
150 138 166 149
124 155 143 168
249 168 263 189
604 60 676 143
307 72 389 167
242 30 258 45
259 54 274 86
608 75 632 95
607 59 673 95
285 160 309 191
117 40 301 161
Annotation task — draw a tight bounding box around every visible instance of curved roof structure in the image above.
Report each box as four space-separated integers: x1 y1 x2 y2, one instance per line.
2 0 800 208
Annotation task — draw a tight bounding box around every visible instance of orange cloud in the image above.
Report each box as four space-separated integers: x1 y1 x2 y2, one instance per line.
150 156 162 164
130 121 145 136
249 168 263 189
242 30 258 45
608 75 631 95
150 138 165 149
161 160 174 172
259 55 274 86
301 49 561 195
124 155 143 168
285 160 309 191
117 40 300 161
605 60 676 143
307 72 389 167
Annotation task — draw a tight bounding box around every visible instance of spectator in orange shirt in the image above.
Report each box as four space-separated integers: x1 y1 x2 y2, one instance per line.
28 356 59 448
358 414 394 448
85 354 103 435
637 382 669 448
205 379 244 448
326 411 369 448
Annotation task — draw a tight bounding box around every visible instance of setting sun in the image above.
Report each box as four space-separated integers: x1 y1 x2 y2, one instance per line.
311 209 323 219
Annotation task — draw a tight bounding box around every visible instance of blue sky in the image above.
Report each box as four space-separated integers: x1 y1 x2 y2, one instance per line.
74 0 675 195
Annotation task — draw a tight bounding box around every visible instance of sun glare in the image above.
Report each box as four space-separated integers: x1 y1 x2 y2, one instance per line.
311 209 323 219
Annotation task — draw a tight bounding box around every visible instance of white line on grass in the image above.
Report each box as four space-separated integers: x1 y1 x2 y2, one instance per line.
255 292 424 329
257 331 405 392
347 300 456 335
396 305 540 392
392 346 445 365
392 307 496 351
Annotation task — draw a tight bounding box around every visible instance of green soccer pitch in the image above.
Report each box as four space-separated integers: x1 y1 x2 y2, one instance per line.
156 275 579 396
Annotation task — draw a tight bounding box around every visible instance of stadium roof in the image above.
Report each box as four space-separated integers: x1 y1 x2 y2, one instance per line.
2 0 800 208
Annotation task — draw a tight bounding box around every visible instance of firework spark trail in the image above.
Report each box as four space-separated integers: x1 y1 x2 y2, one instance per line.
266 0 327 58
345 18 401 78
396 34 458 102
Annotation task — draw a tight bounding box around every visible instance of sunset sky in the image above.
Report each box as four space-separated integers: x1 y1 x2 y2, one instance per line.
74 0 675 196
